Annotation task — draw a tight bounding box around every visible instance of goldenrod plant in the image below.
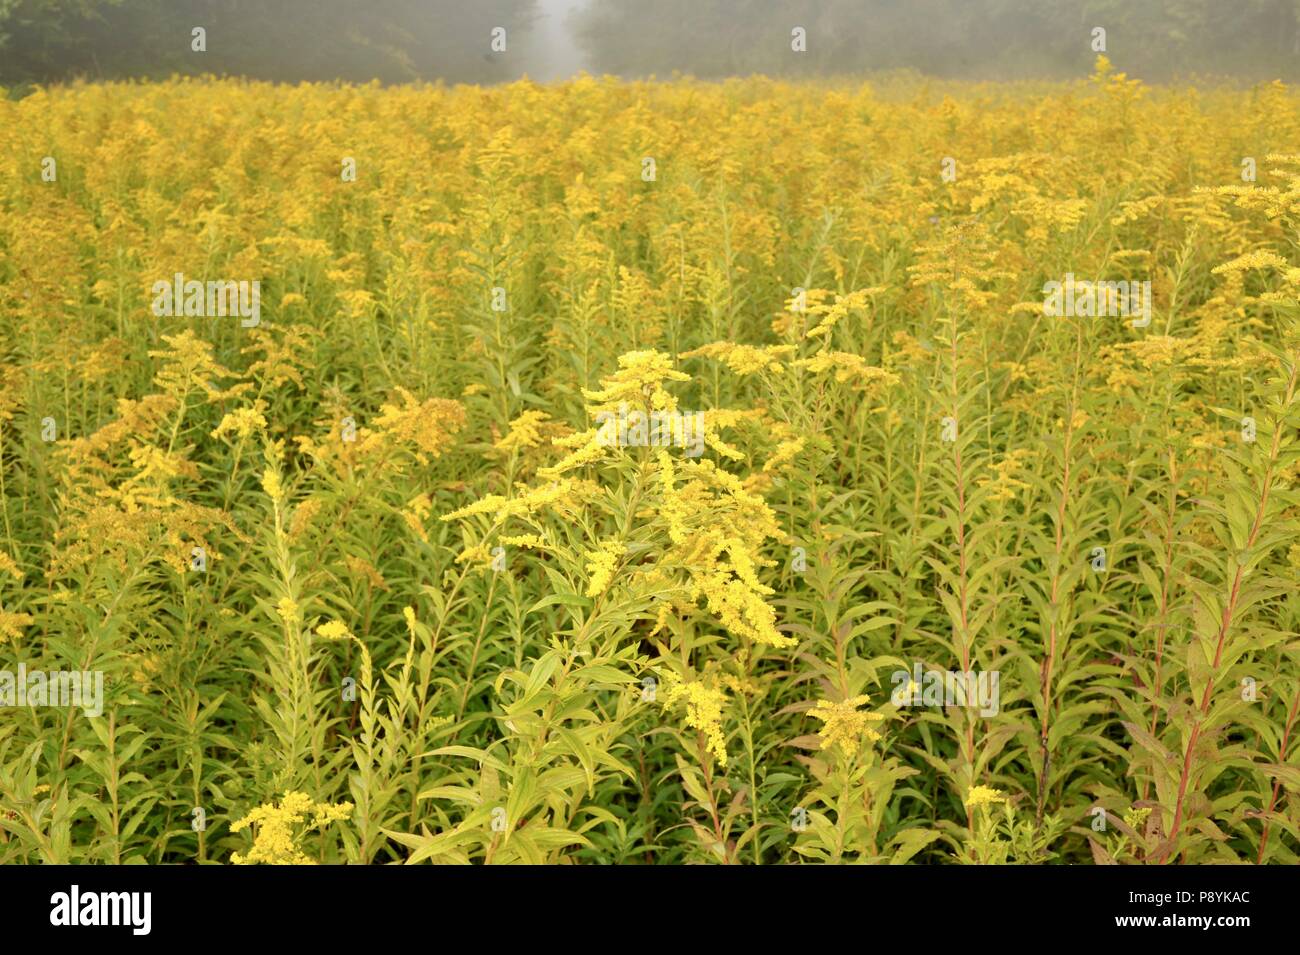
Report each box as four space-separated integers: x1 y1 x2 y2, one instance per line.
1 55 1299 864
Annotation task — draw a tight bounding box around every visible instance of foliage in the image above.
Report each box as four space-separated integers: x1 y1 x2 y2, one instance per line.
1 64 1299 863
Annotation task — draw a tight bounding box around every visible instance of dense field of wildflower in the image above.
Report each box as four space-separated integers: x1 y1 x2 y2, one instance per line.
1 59 1299 864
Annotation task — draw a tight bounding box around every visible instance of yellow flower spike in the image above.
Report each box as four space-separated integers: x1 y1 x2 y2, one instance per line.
965 786 1008 810
210 402 268 442
230 791 353 865
260 468 284 504
803 287 886 340
315 620 352 641
0 550 25 581
580 349 690 416
493 410 569 453
0 611 35 643
288 497 323 541
808 695 885 755
1211 250 1291 275
583 539 624 598
680 342 796 377
660 674 729 767
275 597 301 626
794 351 900 391
371 388 466 464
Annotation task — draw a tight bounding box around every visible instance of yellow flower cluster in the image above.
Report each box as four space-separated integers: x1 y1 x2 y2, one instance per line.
583 539 625 598
493 410 572 457
211 401 268 442
581 349 690 414
230 791 354 865
660 673 729 767
808 695 885 755
294 390 466 475
441 476 599 524
964 786 1008 810
0 551 24 581
0 611 35 643
680 342 795 376
656 451 793 648
793 351 900 392
975 448 1036 503
370 388 467 464
803 288 887 340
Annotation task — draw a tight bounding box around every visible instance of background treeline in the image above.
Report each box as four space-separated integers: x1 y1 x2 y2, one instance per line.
0 0 541 84
2 0 1300 87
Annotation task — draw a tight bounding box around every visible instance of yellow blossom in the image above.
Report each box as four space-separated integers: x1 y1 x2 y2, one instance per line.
808 695 885 754
965 786 1007 810
584 539 624 597
230 792 353 865
275 597 301 625
211 402 268 442
660 673 729 767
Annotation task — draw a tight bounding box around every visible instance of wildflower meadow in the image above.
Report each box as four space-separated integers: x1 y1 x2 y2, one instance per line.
2 48 1299 867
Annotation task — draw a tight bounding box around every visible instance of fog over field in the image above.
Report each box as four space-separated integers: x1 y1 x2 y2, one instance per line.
2 1 1298 86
